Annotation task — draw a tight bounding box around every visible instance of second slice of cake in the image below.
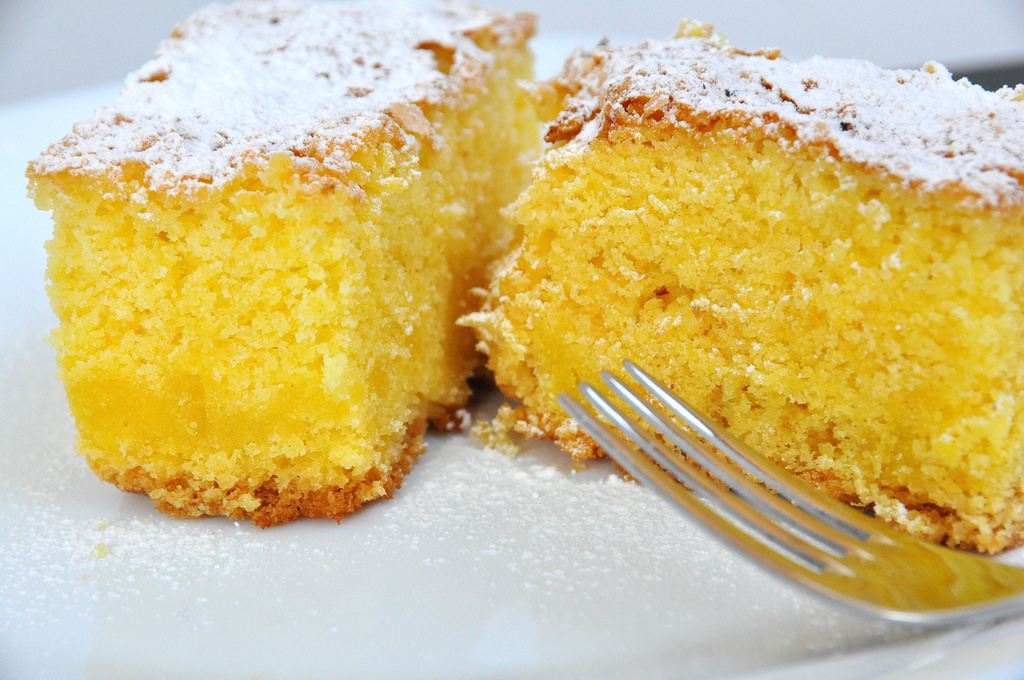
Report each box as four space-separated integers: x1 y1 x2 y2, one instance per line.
27 0 538 525
464 22 1024 553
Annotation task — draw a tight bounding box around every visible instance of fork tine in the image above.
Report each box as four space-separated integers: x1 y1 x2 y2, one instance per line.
560 386 852 576
598 369 865 560
621 360 879 543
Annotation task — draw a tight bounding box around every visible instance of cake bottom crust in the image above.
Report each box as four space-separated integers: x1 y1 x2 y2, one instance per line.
811 473 1024 556
88 418 431 528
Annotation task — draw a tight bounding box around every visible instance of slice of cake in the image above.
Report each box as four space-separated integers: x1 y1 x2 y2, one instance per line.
463 21 1024 553
27 0 538 526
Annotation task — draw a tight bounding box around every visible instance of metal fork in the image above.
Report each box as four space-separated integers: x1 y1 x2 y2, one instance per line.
558 360 1024 627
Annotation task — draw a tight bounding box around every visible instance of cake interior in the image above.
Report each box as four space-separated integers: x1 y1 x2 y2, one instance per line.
32 36 537 526
472 119 1024 552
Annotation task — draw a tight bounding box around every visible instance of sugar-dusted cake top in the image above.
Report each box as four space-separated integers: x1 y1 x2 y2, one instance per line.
30 0 533 195
544 21 1024 210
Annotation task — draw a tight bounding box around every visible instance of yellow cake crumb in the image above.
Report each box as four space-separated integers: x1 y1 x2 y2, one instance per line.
471 403 524 457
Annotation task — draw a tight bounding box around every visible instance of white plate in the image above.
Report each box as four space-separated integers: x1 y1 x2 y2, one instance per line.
4 38 1024 680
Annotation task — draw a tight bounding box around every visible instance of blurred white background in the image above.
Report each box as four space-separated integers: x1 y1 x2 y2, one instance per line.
2 0 1024 104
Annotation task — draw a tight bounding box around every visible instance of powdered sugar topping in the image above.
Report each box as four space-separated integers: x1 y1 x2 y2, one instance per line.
30 0 531 195
546 30 1024 209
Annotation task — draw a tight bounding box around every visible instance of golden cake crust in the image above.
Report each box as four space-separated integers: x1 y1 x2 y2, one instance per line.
537 20 1024 213
28 0 535 197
